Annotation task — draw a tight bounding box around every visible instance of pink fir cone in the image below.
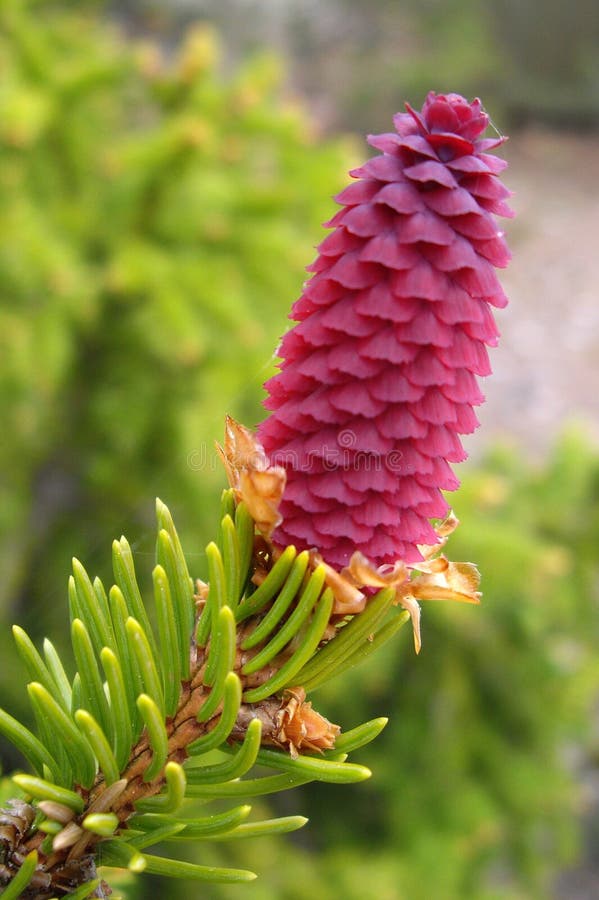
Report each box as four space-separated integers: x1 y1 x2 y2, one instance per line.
258 92 513 581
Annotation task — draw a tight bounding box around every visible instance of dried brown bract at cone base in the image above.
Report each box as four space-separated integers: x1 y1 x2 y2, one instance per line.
310 512 481 653
217 415 286 541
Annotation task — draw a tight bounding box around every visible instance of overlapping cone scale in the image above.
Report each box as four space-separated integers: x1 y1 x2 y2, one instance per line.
259 92 513 569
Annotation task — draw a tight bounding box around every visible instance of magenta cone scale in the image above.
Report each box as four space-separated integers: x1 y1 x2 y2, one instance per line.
258 92 513 570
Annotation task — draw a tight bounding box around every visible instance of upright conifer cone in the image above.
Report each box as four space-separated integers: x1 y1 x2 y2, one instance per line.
259 92 513 570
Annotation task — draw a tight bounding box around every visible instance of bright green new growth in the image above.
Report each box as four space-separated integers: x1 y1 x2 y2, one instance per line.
0 492 409 897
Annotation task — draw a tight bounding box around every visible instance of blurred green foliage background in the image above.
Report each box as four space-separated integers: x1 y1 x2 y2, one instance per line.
1 1 599 898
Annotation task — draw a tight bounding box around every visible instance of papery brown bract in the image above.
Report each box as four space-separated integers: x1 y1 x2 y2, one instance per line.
323 514 481 652
217 415 286 540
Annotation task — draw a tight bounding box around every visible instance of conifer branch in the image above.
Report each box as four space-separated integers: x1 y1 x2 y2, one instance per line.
0 491 407 897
